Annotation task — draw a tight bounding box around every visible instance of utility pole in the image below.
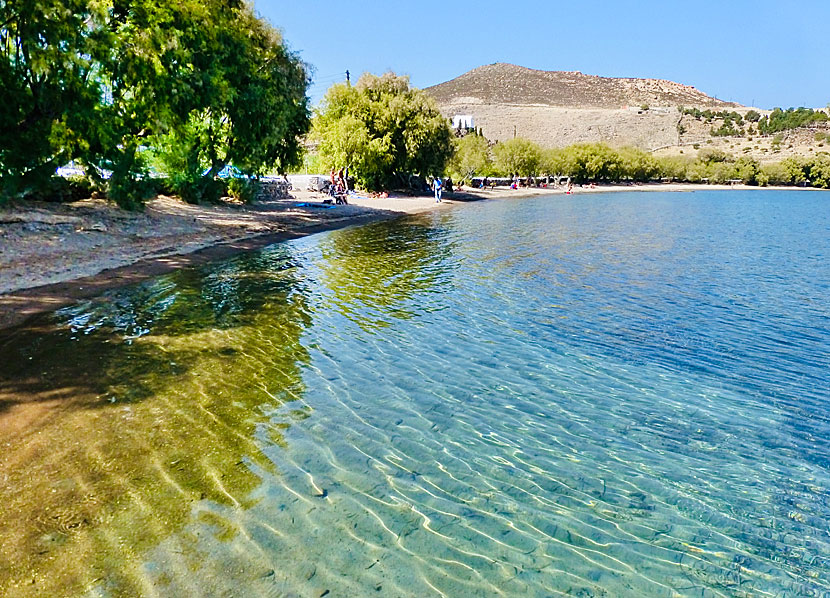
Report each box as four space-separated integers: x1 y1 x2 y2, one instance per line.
346 70 350 86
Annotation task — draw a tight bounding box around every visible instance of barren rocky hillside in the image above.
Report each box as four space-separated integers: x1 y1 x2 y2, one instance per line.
426 63 739 110
424 63 743 151
424 64 828 162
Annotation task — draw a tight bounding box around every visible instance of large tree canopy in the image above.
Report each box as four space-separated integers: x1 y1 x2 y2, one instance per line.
313 73 453 191
154 1 310 203
1 0 310 208
449 133 491 182
0 0 100 198
492 137 542 178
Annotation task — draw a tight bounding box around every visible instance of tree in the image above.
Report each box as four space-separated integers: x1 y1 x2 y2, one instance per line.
0 0 100 202
617 147 659 182
781 157 808 185
562 143 622 183
806 153 830 188
492 137 541 177
314 73 453 191
540 148 569 177
449 133 490 182
756 162 790 186
734 156 759 184
657 156 691 181
155 1 310 203
744 110 761 123
75 0 211 208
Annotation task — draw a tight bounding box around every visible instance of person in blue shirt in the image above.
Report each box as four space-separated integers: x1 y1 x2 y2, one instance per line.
433 177 442 202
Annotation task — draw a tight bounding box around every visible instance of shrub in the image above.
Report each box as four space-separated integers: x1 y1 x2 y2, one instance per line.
744 110 761 122
24 176 95 203
228 178 258 203
169 173 226 204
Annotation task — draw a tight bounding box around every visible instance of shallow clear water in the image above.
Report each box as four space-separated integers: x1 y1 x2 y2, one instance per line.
2 190 829 597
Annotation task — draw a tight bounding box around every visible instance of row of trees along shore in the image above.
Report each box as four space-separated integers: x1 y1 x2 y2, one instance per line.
448 135 830 188
3 32 829 210
1 0 310 208
311 75 830 191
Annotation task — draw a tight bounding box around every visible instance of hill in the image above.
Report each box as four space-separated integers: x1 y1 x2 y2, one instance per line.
423 63 751 153
425 63 738 110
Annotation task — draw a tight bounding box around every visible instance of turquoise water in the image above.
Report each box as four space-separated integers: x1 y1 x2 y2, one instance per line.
2 190 830 597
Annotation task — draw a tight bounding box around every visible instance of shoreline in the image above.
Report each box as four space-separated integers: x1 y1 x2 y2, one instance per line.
0 182 823 331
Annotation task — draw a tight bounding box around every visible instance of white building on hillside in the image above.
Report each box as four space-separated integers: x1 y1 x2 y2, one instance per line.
452 114 475 129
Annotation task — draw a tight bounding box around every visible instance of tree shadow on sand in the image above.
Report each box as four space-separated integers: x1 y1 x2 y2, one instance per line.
0 245 316 597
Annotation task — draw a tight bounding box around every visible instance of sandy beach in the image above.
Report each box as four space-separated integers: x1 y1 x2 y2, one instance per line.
0 181 817 330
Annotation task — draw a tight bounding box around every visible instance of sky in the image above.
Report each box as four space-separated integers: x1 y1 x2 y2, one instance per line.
255 0 830 110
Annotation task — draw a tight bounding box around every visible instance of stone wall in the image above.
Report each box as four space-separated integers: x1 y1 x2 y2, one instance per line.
254 180 291 201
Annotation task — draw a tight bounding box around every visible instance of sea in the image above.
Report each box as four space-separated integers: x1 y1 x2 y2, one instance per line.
1 190 828 597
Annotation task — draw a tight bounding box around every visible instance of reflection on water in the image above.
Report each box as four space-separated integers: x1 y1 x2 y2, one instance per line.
2 191 830 597
318 215 456 330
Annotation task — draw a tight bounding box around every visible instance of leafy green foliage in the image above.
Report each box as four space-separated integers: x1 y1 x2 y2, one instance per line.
492 138 542 177
227 177 258 203
711 122 743 137
744 110 761 122
0 0 100 202
1 0 309 209
756 163 786 186
449 133 491 182
616 147 660 182
806 153 830 188
153 3 309 203
313 73 453 191
484 138 830 189
733 157 760 183
758 108 829 135
682 107 744 125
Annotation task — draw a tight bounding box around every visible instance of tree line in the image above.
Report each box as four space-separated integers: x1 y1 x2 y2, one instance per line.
447 135 830 189
1 0 310 208
311 77 829 192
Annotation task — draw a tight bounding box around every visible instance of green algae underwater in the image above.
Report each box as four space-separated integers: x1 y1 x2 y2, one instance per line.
0 216 444 597
0 250 315 596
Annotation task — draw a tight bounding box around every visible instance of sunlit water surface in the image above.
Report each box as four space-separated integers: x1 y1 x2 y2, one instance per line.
1 190 829 597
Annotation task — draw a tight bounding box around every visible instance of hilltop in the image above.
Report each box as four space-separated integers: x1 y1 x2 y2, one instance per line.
423 64 830 161
425 63 738 110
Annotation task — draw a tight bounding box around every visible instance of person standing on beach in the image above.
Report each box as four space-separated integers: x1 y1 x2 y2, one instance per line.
433 177 443 202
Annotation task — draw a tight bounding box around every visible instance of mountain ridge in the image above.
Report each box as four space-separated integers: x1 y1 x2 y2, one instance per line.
425 63 740 110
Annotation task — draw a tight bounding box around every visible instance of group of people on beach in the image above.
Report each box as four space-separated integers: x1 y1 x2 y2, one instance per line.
328 168 349 204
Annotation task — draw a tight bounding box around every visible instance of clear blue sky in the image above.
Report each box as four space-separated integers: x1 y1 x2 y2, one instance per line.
255 0 830 110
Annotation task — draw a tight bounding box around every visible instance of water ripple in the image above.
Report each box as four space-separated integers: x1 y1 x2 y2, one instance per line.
2 191 829 597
